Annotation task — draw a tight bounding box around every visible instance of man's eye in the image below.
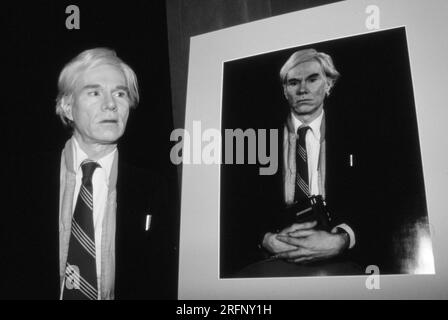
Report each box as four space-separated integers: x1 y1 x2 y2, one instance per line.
87 90 100 96
287 80 298 86
115 91 128 98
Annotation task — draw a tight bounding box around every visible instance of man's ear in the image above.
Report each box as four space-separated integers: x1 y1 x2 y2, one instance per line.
61 96 74 121
325 80 332 97
282 84 288 100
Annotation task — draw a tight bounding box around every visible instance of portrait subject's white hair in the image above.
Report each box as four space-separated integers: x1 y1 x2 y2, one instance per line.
55 48 139 126
280 48 340 94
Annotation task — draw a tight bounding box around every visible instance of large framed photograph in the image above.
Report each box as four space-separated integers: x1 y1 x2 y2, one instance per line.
179 0 448 299
220 26 432 279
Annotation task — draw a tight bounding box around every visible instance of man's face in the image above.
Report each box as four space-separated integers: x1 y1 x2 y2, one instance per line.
65 64 130 146
283 60 330 120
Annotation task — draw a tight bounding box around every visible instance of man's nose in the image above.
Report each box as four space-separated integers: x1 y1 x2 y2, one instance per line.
296 81 308 94
103 93 117 111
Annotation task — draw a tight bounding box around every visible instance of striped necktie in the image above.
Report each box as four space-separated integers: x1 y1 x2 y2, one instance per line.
63 160 100 300
294 126 310 202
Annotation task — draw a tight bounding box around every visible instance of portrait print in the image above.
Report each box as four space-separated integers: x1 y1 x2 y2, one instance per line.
220 27 434 278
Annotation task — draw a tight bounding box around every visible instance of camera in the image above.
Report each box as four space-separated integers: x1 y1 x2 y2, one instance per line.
281 195 332 231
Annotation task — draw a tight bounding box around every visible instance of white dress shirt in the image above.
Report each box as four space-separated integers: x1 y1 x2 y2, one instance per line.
291 110 356 248
71 137 116 299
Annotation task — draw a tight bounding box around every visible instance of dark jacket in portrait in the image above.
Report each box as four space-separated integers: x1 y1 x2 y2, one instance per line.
220 101 428 277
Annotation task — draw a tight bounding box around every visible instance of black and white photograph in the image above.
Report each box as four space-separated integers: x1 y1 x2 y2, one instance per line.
220 27 433 278
2 0 448 302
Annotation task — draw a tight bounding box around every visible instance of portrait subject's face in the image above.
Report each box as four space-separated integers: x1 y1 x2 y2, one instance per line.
66 64 131 146
283 60 330 121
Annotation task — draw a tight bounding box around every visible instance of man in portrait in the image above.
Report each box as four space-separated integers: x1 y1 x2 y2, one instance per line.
260 49 356 265
221 47 429 277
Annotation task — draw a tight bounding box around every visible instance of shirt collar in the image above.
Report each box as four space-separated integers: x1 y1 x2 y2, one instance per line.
291 109 324 141
71 136 116 181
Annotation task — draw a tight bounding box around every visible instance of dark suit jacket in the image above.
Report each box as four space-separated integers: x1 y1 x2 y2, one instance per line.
220 104 428 277
1 151 178 300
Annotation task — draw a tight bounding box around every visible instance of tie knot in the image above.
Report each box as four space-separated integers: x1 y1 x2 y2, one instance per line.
297 126 310 137
81 160 100 185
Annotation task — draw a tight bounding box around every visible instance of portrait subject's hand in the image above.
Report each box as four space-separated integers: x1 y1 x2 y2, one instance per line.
261 221 318 255
274 226 349 263
262 232 297 254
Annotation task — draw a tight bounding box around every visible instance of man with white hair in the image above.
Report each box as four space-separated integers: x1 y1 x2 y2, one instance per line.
223 44 429 278
261 49 356 264
3 48 177 299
